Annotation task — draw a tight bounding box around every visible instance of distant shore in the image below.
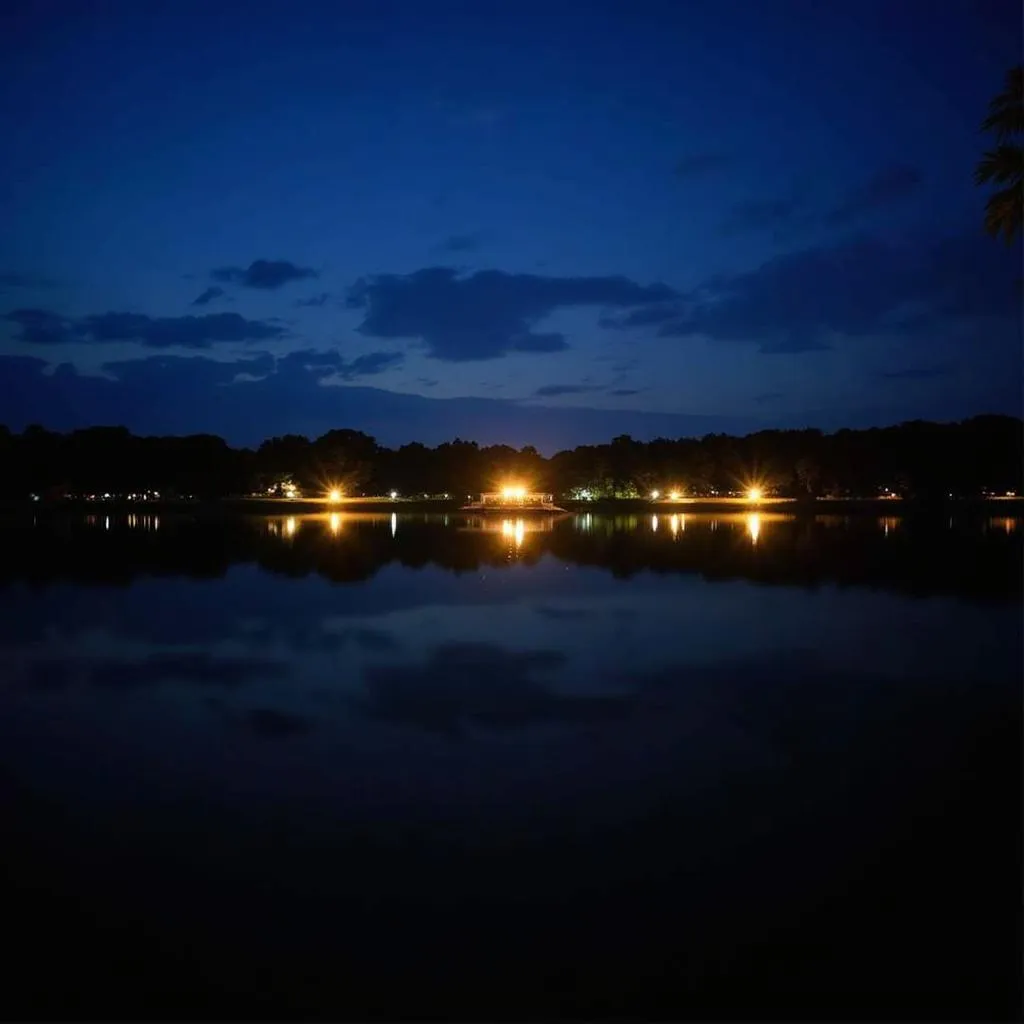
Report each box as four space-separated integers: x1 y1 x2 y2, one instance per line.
4 495 1023 517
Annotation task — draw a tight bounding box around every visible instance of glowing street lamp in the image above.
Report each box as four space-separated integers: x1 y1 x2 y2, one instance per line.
746 486 763 502
327 488 342 503
650 489 660 500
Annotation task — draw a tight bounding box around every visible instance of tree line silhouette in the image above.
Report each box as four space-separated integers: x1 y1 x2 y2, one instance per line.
1 415 1020 501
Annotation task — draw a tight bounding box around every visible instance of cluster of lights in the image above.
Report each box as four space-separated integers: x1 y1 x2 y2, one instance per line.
649 489 685 501
79 491 162 501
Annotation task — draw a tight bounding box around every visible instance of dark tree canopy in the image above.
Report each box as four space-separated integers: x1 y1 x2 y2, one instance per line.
1 416 1020 502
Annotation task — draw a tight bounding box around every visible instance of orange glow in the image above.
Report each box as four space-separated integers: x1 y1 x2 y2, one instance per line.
746 486 763 502
327 488 342 503
500 484 527 501
501 518 526 547
328 512 341 536
746 512 761 544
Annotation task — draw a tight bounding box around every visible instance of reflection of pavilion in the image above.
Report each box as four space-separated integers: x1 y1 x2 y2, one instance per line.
458 515 562 534
461 491 565 513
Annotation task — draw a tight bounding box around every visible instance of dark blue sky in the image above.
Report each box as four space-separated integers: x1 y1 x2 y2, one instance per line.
1 0 1021 449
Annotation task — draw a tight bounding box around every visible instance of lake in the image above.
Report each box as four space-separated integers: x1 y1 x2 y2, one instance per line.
1 510 1020 1020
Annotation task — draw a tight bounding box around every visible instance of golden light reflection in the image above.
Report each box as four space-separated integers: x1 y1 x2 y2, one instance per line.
501 518 526 547
746 512 761 544
328 512 341 536
880 516 899 537
285 517 297 538
391 512 397 537
669 514 683 537
990 517 1017 535
651 514 658 532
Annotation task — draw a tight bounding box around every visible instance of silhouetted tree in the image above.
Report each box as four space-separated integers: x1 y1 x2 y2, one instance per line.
975 66 1023 244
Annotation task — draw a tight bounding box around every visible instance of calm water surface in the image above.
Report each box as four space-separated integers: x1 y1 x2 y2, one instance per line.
2 511 1021 1019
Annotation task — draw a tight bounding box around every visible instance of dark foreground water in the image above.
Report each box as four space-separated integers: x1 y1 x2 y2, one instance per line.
1 510 1020 1020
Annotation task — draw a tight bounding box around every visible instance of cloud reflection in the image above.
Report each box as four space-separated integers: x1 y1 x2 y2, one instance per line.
26 652 289 691
359 642 638 735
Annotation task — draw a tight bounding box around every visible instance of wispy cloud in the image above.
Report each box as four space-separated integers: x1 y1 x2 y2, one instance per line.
826 164 924 225
877 365 952 381
191 286 226 306
5 308 286 347
436 232 484 253
722 197 807 235
294 292 332 308
211 258 318 290
275 348 404 380
533 384 603 397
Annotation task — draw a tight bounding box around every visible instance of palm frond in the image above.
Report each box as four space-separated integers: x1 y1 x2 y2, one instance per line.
981 66 1024 141
974 144 1024 186
983 184 1023 244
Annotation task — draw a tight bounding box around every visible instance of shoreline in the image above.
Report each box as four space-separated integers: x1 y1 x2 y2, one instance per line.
4 495 1022 517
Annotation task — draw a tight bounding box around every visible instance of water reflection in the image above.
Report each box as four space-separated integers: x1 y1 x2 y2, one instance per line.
2 511 1019 601
990 516 1017 535
500 518 526 549
0 508 1020 1020
746 512 761 545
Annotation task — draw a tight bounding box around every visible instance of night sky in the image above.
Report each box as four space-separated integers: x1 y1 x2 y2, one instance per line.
2 0 1021 450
